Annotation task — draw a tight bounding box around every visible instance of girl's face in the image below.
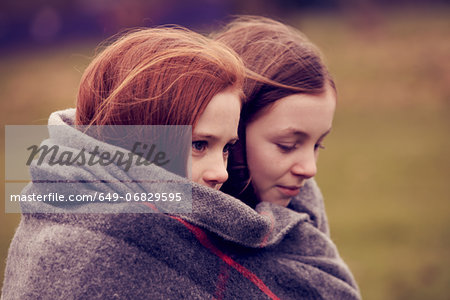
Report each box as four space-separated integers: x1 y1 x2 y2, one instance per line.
191 89 241 190
245 85 336 207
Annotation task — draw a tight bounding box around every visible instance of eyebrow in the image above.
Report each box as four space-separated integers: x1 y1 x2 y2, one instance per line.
278 127 332 139
192 133 239 143
319 129 332 140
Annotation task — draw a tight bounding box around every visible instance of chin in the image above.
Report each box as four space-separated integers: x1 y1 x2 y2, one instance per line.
276 199 291 207
261 197 291 207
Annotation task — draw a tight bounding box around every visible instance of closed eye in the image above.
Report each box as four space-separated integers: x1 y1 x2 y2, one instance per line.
276 143 297 153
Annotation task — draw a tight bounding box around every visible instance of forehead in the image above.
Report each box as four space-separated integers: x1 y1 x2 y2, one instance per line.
194 90 241 135
198 90 240 119
250 89 336 133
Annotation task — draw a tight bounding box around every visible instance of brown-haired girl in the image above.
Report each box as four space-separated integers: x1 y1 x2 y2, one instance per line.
215 16 362 299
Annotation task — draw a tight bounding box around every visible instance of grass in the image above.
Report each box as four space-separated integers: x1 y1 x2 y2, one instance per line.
1 7 449 299
316 108 450 299
298 8 450 299
0 43 94 295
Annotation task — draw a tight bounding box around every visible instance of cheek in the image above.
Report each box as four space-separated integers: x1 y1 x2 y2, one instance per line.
189 157 201 184
247 145 271 170
245 135 264 172
245 135 277 185
186 153 192 179
246 143 294 188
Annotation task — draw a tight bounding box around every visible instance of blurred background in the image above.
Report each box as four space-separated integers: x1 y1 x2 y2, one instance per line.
1 0 449 299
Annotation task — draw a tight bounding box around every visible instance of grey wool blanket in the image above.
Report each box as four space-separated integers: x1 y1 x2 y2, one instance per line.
1 109 361 299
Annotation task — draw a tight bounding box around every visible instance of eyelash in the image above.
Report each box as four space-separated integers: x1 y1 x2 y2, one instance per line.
192 141 236 156
276 144 297 153
223 143 235 155
192 141 207 152
315 143 325 151
276 143 326 153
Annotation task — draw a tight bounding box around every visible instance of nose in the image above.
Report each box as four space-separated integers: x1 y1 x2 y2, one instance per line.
290 150 317 179
202 155 229 188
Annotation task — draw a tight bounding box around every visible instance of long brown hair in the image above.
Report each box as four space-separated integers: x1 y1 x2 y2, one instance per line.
76 26 245 127
214 16 335 206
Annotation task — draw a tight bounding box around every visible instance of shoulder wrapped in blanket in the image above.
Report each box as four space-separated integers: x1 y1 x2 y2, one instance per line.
2 109 360 300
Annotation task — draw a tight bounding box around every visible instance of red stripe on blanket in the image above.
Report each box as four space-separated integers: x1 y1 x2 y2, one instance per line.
170 215 280 300
143 202 159 212
258 211 275 248
213 263 230 300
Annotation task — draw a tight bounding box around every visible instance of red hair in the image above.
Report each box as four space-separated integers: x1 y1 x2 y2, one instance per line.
76 27 245 127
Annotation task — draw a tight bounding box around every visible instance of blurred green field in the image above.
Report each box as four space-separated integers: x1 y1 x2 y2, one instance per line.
1 8 449 299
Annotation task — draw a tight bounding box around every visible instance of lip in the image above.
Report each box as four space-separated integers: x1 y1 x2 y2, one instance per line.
276 185 301 197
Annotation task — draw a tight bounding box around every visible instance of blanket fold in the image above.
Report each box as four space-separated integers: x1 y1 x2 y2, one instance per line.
1 109 360 300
